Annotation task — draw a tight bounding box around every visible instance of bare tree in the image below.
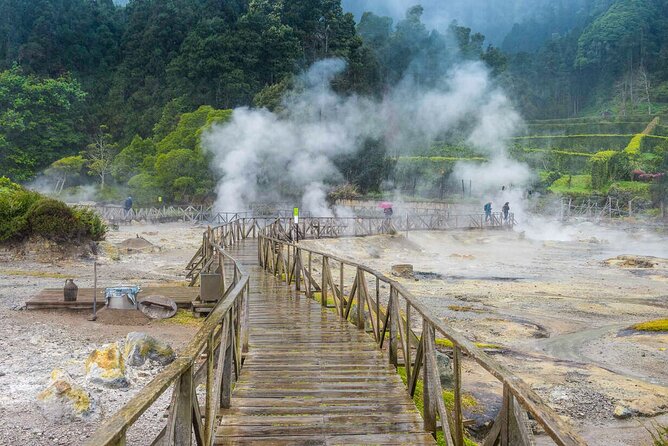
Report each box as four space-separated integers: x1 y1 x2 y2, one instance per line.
636 65 652 115
87 126 117 190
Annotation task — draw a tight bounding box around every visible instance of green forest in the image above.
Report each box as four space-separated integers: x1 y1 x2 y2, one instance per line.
0 0 667 208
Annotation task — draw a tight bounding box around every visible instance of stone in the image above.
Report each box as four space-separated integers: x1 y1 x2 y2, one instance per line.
613 405 633 419
391 264 414 279
85 342 129 388
37 369 98 421
123 332 175 367
435 350 453 387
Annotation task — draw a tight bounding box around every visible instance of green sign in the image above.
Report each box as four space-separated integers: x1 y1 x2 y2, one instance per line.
293 207 299 217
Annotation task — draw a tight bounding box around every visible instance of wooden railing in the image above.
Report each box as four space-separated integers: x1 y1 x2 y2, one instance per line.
257 233 586 446
264 213 515 241
85 222 250 446
78 205 314 225
88 213 536 446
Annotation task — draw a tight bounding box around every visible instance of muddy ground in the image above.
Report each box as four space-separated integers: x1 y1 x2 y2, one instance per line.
0 222 205 446
302 220 668 445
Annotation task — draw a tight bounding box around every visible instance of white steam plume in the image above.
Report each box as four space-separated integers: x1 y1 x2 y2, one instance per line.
204 59 526 214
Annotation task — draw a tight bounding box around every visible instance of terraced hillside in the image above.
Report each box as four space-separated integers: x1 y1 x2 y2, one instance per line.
391 116 667 208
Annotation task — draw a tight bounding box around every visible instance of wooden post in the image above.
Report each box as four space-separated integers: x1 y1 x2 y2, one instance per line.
356 269 364 330
204 332 215 443
221 341 233 410
308 252 312 298
453 346 464 446
339 262 344 318
375 277 380 344
405 302 411 386
295 248 301 291
501 384 512 446
321 256 328 308
389 288 398 366
174 365 193 445
422 321 437 435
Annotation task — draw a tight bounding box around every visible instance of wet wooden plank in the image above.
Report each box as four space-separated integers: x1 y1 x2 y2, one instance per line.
214 240 435 446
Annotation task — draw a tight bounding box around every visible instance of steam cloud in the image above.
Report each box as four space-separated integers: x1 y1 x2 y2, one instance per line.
203 59 528 214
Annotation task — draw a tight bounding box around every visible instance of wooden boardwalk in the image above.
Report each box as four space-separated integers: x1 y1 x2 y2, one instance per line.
216 240 435 446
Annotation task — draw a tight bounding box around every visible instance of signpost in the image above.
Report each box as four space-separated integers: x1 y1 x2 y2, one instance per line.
293 207 299 243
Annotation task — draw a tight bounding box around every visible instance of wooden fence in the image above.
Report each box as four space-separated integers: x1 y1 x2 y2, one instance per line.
84 221 250 446
87 214 583 446
257 231 585 446
78 205 312 225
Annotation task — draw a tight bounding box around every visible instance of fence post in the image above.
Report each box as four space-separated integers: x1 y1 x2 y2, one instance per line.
174 365 193 445
389 287 398 366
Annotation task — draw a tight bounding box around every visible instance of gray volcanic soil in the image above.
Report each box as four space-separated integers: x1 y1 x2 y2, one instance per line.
0 222 204 446
302 220 668 445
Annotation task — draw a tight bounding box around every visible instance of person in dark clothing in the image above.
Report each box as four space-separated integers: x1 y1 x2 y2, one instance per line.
123 196 133 218
502 202 510 222
483 202 492 222
383 206 393 217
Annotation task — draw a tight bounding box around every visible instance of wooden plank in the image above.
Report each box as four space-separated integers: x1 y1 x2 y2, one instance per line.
27 286 198 310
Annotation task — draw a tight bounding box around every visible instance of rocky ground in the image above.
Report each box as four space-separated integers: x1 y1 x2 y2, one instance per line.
302 219 668 446
0 222 205 446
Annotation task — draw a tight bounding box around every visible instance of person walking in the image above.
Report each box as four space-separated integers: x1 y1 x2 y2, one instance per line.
484 202 492 223
123 196 133 219
502 202 510 222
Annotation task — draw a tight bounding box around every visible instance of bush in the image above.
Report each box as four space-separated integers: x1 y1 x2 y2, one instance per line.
511 135 633 152
607 181 651 201
26 198 83 242
0 178 106 243
591 150 631 189
72 208 107 241
0 177 41 241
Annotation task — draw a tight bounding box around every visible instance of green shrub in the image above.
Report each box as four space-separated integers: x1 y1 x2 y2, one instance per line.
607 181 651 201
591 150 631 189
0 177 41 241
510 147 592 173
525 122 647 136
26 198 83 242
625 134 644 155
0 178 106 243
511 135 633 152
72 207 107 241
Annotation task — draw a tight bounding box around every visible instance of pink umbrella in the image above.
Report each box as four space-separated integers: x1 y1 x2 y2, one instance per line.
378 202 393 209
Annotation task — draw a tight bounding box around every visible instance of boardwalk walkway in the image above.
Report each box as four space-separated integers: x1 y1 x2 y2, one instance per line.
216 240 436 445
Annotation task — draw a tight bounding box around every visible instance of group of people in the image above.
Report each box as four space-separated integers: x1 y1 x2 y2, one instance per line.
483 201 510 223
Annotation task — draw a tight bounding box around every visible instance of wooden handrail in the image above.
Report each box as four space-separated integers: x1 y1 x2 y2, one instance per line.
86 221 250 446
89 213 542 446
257 233 586 446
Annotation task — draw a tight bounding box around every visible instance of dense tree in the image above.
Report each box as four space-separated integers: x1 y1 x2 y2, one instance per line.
0 67 86 181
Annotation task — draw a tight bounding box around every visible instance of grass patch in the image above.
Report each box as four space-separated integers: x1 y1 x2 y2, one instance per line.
158 309 203 326
631 319 668 332
310 291 337 307
548 174 594 196
447 305 486 313
435 338 502 350
647 422 668 445
397 366 477 446
0 269 70 279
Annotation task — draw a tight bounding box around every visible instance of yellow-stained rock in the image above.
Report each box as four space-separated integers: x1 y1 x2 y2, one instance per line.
37 369 98 421
123 332 175 366
85 342 129 388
